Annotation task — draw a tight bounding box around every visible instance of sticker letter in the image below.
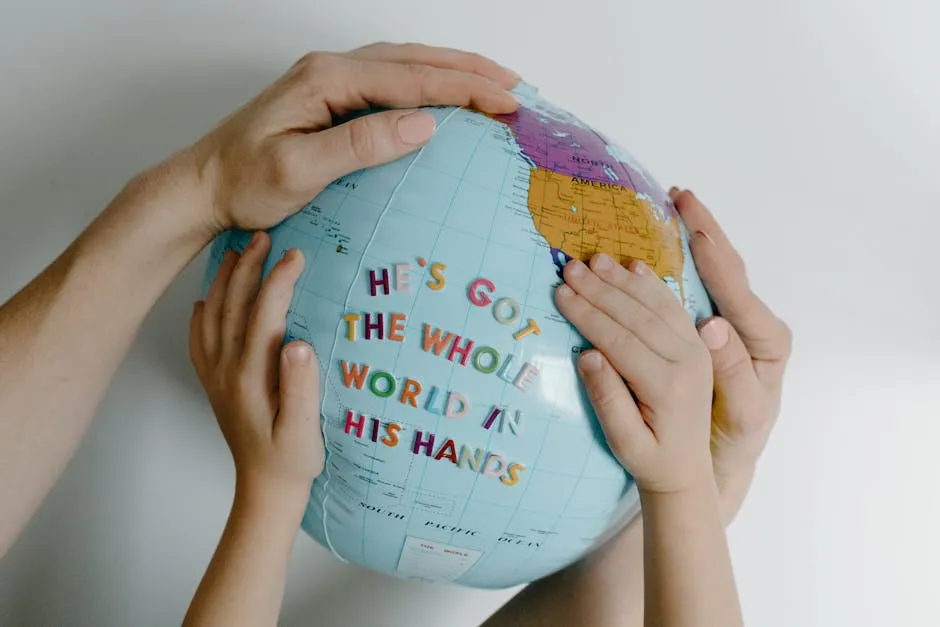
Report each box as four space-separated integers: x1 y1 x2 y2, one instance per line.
368 370 396 398
444 392 469 419
483 454 507 477
364 312 384 340
341 361 369 390
388 313 406 342
399 378 422 408
427 263 447 290
513 318 542 341
343 313 360 341
413 430 436 456
501 463 525 486
394 263 411 292
457 446 485 472
382 423 401 447
422 325 454 356
514 363 539 392
468 277 495 307
492 297 521 325
434 439 459 464
369 268 390 296
447 336 474 366
345 410 365 438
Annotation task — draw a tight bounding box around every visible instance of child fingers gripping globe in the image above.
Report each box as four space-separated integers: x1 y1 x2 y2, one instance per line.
556 253 742 626
184 231 325 627
184 239 742 626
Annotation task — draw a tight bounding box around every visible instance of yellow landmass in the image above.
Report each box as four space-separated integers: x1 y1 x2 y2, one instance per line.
527 168 684 291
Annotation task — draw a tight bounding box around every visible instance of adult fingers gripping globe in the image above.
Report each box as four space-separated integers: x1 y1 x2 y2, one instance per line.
204 83 713 589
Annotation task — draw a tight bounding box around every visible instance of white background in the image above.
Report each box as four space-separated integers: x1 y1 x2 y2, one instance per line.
1 0 938 625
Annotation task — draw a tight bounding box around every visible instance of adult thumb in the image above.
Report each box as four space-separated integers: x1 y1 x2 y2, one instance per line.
698 316 761 408
310 109 437 186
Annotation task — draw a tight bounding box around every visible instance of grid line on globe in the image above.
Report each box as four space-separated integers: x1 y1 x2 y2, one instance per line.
205 83 713 588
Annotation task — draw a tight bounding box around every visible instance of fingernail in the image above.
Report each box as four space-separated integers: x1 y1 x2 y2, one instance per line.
579 351 603 372
285 343 312 364
247 231 263 250
397 111 437 145
593 253 612 271
693 230 716 246
566 259 586 277
630 259 652 276
668 186 681 196
699 318 729 350
556 283 574 298
505 66 522 82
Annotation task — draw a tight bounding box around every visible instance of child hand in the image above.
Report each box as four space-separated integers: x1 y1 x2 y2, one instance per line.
555 255 715 495
190 231 324 500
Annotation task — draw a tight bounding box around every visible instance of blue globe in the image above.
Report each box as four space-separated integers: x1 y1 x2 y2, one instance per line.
204 83 713 588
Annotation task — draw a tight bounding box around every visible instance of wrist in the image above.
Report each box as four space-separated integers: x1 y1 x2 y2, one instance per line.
639 474 721 510
234 472 311 526
115 144 221 247
715 463 757 525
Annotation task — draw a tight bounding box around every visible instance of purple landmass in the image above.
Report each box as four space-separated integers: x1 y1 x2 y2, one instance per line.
495 102 675 216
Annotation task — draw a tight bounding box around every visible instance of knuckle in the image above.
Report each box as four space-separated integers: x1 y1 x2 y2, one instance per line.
650 294 677 320
400 42 427 56
234 369 256 396
188 343 202 369
346 118 378 164
219 303 235 323
466 51 490 72
628 307 659 334
265 142 303 190
405 61 434 90
297 51 333 77
675 340 713 376
352 41 386 55
608 328 634 356
213 371 232 397
586 381 618 410
405 61 430 77
721 346 752 374
776 320 794 359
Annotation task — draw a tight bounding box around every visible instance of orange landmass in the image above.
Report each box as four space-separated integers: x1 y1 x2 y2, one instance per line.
526 168 684 290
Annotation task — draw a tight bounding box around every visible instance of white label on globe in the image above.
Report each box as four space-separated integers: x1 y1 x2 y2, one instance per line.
396 536 483 582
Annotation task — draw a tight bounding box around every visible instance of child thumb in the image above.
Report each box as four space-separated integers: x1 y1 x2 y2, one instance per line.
277 341 320 430
697 317 760 408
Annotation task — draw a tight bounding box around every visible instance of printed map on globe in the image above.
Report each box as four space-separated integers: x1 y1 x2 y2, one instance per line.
205 83 713 589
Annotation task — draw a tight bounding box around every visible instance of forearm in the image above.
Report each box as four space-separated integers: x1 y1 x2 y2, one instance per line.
0 150 213 556
482 467 754 627
482 517 645 627
183 482 306 627
641 481 742 627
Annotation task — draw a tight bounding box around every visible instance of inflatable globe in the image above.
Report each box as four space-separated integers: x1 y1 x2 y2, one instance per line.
205 83 713 588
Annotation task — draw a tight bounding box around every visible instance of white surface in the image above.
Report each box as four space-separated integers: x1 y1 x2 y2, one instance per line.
1 0 938 625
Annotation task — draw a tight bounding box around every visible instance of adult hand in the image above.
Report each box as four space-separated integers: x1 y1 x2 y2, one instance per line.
671 188 793 520
186 42 520 234
0 41 519 561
